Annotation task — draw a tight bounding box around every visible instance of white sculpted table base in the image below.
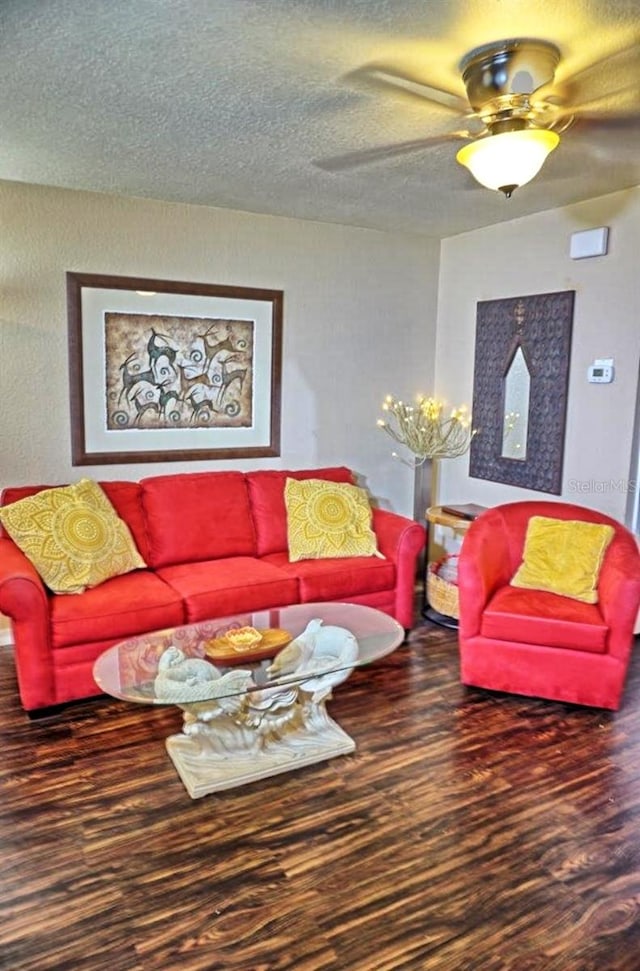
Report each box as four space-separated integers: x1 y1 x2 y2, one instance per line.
167 688 354 798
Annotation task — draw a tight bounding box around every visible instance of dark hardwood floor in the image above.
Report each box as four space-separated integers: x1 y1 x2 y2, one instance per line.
2 601 640 971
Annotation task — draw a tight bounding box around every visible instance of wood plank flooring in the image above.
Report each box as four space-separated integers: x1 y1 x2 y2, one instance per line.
1 604 640 970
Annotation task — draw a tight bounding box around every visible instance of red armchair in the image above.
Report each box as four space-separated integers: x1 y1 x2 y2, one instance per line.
457 501 640 710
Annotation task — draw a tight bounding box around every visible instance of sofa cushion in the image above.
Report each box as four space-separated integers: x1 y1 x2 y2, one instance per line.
0 479 146 595
511 515 614 604
246 467 355 556
1 481 150 563
481 585 608 653
99 481 151 564
263 551 395 602
284 478 381 562
141 472 256 568
51 570 184 648
157 557 299 623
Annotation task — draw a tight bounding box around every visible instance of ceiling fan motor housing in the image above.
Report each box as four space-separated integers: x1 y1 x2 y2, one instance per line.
460 38 561 119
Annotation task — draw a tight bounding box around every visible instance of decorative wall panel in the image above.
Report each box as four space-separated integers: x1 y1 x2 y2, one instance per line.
469 290 574 494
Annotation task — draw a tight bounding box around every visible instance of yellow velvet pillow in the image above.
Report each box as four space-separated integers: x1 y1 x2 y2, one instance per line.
0 478 146 594
510 515 615 604
284 477 381 562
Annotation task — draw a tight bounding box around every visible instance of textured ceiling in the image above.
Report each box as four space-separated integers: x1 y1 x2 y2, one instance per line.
1 0 639 237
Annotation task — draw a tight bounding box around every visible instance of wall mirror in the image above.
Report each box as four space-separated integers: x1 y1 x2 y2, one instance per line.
469 290 574 494
501 345 531 460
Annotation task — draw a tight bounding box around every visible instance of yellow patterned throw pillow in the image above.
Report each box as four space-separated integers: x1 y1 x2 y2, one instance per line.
0 479 146 594
284 477 381 562
510 515 615 604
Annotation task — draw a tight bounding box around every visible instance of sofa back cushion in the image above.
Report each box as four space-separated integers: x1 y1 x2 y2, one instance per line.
1 480 150 564
141 471 256 568
246 467 355 556
101 481 151 563
0 479 147 594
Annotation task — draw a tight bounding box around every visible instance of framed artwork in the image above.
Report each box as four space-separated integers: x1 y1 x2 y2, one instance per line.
469 290 574 494
67 273 283 465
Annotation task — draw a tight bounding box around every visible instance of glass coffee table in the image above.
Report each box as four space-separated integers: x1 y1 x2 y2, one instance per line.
93 602 404 798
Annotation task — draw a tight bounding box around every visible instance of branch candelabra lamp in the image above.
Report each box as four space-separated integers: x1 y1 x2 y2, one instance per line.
377 394 475 516
377 393 477 624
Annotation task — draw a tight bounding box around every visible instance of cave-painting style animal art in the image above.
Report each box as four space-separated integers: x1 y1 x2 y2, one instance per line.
105 313 254 430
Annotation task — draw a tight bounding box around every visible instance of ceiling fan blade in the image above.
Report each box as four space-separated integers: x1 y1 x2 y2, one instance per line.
315 131 472 172
542 40 640 105
344 64 469 115
569 112 640 134
550 85 640 122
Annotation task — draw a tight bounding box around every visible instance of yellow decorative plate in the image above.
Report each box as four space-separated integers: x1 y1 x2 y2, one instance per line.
203 627 292 665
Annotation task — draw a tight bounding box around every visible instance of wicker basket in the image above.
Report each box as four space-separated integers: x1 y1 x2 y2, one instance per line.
427 554 460 619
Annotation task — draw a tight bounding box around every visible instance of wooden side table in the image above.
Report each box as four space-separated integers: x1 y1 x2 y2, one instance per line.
423 504 488 628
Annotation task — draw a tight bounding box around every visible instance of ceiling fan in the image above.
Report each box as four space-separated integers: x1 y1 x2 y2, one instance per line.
318 37 640 197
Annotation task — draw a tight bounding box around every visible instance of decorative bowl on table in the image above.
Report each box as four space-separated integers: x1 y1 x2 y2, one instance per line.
203 626 292 665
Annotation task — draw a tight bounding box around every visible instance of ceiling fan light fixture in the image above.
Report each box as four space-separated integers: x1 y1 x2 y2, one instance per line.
456 129 560 197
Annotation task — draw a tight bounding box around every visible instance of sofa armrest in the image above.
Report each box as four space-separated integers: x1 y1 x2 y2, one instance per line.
372 508 425 629
0 538 55 710
0 537 48 613
457 512 513 638
372 507 425 560
597 536 640 660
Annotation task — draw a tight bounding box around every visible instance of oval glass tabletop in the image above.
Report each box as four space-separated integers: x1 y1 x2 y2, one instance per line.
93 602 404 706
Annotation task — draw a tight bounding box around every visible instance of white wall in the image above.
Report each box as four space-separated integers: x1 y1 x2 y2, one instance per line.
435 186 640 522
0 180 440 516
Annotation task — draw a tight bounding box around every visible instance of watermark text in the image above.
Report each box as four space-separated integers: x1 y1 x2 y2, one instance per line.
568 478 637 494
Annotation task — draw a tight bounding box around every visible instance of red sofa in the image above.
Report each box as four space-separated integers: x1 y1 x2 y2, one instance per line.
0 467 425 713
457 501 640 710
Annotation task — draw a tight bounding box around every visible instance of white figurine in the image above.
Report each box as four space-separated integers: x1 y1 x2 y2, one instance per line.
267 619 359 702
154 645 253 703
157 646 217 682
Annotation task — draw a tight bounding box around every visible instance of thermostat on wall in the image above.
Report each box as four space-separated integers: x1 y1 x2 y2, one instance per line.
587 358 614 383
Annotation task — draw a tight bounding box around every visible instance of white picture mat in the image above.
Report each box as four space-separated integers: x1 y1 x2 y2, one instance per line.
80 287 274 454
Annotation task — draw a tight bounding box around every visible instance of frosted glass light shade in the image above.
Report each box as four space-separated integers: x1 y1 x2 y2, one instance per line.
456 129 560 195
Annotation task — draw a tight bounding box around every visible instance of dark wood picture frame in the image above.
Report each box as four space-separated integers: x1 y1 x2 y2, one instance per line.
67 272 283 465
469 290 574 494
